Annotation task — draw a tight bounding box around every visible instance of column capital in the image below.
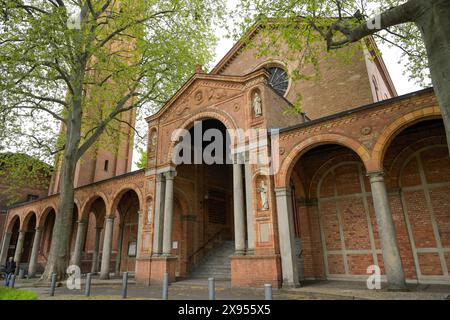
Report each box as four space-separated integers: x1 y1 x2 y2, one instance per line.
367 171 386 182
274 187 292 197
232 151 246 164
164 170 177 180
77 220 87 226
156 173 166 183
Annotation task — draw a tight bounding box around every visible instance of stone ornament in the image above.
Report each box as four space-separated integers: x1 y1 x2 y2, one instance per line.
361 126 372 136
257 179 269 210
253 92 262 117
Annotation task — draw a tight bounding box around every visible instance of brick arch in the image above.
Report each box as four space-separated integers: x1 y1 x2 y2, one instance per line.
277 134 371 188
110 184 144 219
386 137 447 189
21 210 38 230
308 153 362 199
174 187 193 214
371 107 442 171
6 214 21 233
37 205 57 229
316 161 365 198
80 192 109 221
398 144 448 188
166 109 238 165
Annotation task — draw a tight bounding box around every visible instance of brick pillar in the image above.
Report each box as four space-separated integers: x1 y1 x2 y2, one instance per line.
100 217 114 279
275 187 300 288
368 172 406 290
71 221 87 267
152 173 166 256
162 170 177 256
28 228 42 278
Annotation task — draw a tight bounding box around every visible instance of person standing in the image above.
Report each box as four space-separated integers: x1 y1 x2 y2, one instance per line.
4 257 16 287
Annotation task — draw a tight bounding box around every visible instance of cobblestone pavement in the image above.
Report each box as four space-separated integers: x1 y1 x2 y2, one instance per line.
11 278 450 300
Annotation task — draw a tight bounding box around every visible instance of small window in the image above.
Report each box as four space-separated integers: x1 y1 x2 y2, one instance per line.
104 160 109 172
27 194 38 202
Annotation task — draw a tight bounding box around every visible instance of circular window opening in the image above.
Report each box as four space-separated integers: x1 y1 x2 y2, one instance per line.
267 66 289 96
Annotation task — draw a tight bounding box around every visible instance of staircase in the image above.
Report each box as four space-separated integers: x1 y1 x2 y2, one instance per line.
189 241 234 280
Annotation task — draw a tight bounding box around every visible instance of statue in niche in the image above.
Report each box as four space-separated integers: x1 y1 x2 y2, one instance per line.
258 180 269 210
252 92 262 117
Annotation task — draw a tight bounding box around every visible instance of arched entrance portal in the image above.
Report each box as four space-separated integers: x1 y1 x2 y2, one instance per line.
21 213 37 268
114 189 140 274
383 119 450 283
288 143 379 281
5 216 20 264
39 208 56 267
173 119 234 279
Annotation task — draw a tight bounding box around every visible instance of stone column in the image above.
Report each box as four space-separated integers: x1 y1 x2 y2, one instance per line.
275 188 300 287
13 231 26 273
100 217 114 280
368 172 406 290
28 228 42 278
233 162 246 255
136 210 144 259
135 210 144 275
244 161 255 254
152 174 166 256
162 170 177 256
91 227 102 273
0 232 12 266
70 221 87 267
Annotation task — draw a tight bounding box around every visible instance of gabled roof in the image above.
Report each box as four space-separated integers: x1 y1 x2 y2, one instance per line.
145 68 269 123
210 18 397 96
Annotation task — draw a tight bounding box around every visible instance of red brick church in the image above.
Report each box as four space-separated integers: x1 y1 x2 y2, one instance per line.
1 24 449 290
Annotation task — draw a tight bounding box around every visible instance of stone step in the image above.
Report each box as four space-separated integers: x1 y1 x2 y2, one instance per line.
189 241 233 280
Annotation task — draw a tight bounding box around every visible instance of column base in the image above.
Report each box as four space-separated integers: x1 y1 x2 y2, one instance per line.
231 255 282 288
149 256 178 285
99 273 110 280
234 250 246 256
282 281 301 289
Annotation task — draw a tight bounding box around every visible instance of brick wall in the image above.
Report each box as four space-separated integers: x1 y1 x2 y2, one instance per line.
289 120 450 283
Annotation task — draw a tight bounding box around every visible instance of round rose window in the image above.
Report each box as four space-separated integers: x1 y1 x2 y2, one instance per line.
267 67 289 96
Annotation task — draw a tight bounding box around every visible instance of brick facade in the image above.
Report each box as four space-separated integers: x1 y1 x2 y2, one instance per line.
1 27 448 288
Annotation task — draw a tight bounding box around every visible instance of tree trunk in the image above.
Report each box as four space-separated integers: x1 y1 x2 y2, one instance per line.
41 75 84 282
41 146 78 281
416 0 450 152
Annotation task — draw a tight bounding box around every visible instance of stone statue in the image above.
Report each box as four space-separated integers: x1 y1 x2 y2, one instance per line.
253 92 262 117
258 180 269 210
